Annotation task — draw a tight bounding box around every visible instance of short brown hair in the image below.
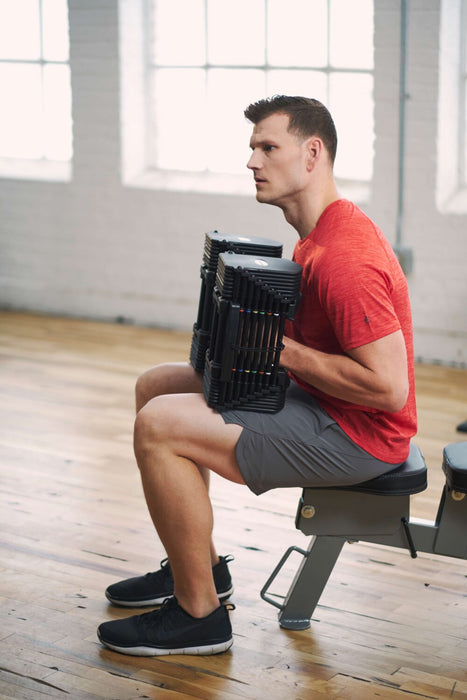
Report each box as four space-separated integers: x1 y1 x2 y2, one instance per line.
244 95 337 164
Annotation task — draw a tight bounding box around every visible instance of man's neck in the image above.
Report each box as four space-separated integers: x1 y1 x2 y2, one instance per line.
282 180 341 240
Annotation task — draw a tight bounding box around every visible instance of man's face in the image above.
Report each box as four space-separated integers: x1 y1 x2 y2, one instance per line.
247 112 310 208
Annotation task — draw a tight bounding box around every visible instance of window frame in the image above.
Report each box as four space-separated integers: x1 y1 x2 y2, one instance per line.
436 0 467 212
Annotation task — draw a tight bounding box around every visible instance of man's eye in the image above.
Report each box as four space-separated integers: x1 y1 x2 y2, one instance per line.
264 145 275 153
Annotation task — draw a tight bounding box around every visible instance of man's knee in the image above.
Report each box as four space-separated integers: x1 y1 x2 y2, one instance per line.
135 368 157 411
133 397 169 464
133 393 245 485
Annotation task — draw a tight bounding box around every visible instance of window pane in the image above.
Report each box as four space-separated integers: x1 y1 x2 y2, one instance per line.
152 69 207 170
267 69 328 104
268 0 327 67
0 0 40 60
207 0 265 66
42 0 70 62
153 0 205 65
330 0 374 69
0 64 43 158
329 72 374 180
43 64 72 160
207 69 265 173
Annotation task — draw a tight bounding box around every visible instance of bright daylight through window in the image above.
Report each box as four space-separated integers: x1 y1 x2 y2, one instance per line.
0 0 72 164
148 0 374 184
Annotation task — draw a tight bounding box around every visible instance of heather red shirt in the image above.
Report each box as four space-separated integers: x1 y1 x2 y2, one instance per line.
285 199 417 463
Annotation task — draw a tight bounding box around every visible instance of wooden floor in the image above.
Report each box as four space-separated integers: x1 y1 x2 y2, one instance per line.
1 311 466 700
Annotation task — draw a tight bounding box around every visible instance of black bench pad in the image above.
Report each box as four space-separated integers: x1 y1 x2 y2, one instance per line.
330 443 427 496
443 442 467 493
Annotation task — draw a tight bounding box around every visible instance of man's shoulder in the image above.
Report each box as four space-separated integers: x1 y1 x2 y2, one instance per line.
296 201 395 282
319 199 375 234
316 200 391 257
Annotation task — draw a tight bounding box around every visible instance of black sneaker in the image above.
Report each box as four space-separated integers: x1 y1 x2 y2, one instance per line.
97 597 234 656
105 555 234 607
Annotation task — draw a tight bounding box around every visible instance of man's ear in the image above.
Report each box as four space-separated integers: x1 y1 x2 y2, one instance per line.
305 136 322 170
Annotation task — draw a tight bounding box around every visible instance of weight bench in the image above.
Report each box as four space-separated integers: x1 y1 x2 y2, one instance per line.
261 441 467 630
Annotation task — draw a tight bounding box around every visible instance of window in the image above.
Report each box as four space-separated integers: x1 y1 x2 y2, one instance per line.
437 0 467 211
145 0 374 190
0 0 72 173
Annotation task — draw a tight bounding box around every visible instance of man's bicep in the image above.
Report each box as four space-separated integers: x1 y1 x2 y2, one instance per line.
348 329 407 374
347 330 409 410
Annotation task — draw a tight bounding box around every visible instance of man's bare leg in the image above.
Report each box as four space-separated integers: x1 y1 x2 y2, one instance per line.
133 392 244 618
134 362 231 568
135 362 203 413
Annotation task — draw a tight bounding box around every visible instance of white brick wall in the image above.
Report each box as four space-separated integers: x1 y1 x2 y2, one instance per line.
0 0 466 365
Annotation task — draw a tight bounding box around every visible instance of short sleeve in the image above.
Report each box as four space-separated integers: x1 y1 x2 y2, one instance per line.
317 248 401 351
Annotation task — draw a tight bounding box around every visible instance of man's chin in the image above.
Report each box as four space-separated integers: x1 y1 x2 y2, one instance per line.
256 192 279 207
255 189 273 203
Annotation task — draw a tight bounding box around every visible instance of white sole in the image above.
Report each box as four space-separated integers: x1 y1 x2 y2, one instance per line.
99 636 233 656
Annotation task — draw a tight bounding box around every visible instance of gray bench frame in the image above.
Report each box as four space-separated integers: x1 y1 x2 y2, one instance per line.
261 442 467 629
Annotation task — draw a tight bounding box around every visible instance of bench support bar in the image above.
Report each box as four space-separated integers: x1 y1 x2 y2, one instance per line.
262 485 467 630
261 537 345 630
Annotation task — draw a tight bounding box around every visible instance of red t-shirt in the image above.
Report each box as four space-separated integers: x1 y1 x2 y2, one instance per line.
285 199 417 463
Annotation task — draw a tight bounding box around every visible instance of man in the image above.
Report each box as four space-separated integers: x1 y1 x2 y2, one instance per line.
97 96 417 656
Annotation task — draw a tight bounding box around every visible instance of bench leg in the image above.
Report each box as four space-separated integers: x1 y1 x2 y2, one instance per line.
262 535 345 630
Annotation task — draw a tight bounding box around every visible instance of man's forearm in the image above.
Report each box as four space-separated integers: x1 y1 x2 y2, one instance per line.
279 334 408 412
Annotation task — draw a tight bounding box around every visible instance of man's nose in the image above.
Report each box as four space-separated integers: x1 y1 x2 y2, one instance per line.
247 150 260 170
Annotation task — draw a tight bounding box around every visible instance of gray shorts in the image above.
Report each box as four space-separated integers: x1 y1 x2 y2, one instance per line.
220 381 403 496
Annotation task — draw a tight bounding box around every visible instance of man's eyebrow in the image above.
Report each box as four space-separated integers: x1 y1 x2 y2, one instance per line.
249 138 278 149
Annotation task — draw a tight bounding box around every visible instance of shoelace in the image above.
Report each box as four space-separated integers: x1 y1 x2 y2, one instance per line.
136 597 175 632
143 557 173 582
